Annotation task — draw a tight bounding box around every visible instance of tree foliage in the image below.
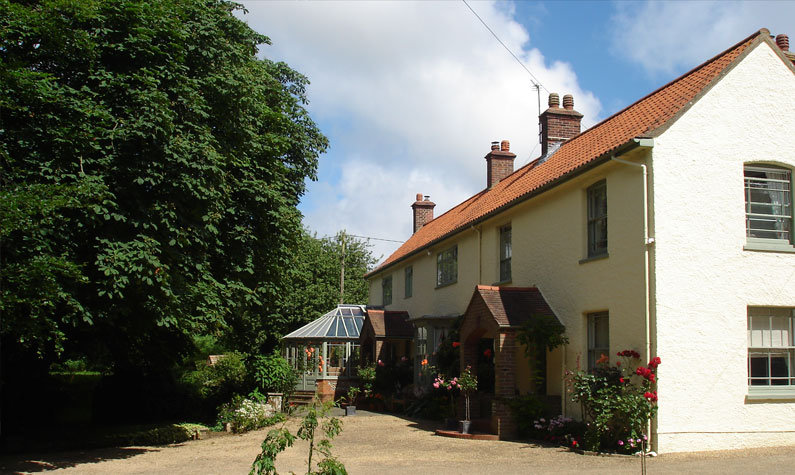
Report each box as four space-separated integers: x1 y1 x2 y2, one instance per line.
228 229 377 352
0 0 327 373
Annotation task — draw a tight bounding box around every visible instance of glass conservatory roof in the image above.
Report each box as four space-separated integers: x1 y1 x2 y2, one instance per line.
282 304 366 340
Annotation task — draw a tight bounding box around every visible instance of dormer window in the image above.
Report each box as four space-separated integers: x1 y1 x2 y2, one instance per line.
744 165 792 247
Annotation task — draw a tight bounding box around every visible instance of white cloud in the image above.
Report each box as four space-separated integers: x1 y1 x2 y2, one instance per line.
610 1 795 76
238 1 602 263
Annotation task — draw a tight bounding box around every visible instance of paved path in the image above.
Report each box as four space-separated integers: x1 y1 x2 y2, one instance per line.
3 412 795 474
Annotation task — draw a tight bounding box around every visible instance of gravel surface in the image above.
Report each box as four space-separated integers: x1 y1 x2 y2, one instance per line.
3 412 795 474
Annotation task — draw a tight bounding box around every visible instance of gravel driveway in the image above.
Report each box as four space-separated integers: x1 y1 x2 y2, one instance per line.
3 412 794 474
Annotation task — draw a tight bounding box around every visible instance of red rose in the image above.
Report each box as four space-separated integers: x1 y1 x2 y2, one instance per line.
619 377 625 383
452 341 461 348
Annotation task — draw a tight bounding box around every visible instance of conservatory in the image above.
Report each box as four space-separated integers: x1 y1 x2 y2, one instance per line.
282 304 365 399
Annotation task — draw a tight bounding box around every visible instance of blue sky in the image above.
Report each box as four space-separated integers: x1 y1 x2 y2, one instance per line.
238 1 794 262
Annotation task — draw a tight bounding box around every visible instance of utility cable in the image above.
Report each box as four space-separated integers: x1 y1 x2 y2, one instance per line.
461 0 549 94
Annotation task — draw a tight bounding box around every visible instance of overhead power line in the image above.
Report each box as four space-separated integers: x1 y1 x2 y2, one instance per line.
348 234 404 244
461 0 549 94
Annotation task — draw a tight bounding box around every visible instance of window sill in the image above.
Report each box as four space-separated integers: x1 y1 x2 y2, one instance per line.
579 253 609 265
435 280 457 290
746 388 795 401
744 241 795 254
492 278 512 286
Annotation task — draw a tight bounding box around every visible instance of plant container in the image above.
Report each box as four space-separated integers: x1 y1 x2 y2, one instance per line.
460 420 472 434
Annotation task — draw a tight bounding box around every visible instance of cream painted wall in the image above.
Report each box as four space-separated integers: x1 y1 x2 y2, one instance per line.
651 42 795 453
368 150 649 404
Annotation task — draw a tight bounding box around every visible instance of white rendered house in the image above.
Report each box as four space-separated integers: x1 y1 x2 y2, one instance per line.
365 29 795 452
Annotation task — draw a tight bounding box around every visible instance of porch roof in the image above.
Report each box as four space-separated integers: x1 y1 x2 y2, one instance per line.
471 285 560 328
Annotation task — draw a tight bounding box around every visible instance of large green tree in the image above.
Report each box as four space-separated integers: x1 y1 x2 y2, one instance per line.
0 0 327 374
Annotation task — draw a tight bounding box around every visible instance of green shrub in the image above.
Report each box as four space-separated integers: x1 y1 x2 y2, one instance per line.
567 352 660 453
189 351 249 401
250 352 298 403
102 423 208 446
507 394 549 437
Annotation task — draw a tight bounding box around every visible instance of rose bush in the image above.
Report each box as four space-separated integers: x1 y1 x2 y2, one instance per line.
567 351 660 453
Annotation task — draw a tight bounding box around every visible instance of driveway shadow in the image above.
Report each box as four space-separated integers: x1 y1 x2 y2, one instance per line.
0 445 158 473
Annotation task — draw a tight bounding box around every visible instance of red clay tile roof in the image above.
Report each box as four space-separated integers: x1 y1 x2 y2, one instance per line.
363 309 414 339
368 29 770 277
468 285 559 328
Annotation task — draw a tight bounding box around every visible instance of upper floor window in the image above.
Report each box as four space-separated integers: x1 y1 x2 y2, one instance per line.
382 275 392 306
744 165 792 244
404 266 413 298
587 181 608 258
436 245 457 287
748 307 794 388
499 225 512 282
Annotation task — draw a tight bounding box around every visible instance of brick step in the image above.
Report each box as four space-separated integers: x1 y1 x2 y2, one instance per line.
287 391 316 406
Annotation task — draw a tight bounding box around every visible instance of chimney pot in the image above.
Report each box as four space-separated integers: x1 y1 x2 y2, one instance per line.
424 195 430 201
415 193 423 202
548 93 560 108
490 141 499 151
776 34 789 52
500 140 510 152
562 94 574 110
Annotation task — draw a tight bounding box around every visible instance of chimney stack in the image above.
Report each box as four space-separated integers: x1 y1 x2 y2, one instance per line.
539 92 583 157
412 193 435 233
776 33 789 52
485 139 516 188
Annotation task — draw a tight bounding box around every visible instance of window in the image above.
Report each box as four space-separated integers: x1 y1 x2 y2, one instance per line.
587 312 609 369
499 225 512 282
587 181 608 258
382 275 392 306
416 326 427 358
748 307 795 388
744 165 792 244
436 245 457 287
405 266 413 298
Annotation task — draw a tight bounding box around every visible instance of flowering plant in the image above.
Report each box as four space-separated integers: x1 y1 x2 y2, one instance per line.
457 365 478 422
567 350 660 453
433 373 459 418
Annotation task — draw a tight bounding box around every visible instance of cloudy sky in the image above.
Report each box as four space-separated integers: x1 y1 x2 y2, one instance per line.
238 0 794 263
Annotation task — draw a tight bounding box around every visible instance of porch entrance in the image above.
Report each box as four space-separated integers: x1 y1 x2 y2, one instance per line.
459 285 562 440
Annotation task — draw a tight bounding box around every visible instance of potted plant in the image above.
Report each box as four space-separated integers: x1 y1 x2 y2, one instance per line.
343 386 360 416
458 365 477 434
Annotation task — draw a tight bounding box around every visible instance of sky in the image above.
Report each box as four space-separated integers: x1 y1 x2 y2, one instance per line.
238 0 794 263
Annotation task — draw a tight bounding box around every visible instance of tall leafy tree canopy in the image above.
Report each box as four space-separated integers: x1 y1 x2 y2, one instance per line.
0 0 328 372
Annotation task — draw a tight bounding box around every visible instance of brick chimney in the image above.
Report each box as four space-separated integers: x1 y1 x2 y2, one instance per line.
776 33 789 51
412 193 435 233
484 139 516 188
539 93 583 157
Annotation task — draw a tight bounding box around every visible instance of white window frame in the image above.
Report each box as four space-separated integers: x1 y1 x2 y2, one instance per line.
744 164 793 250
747 307 795 399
